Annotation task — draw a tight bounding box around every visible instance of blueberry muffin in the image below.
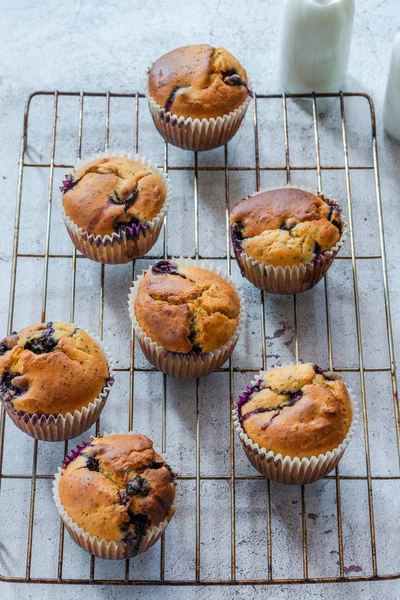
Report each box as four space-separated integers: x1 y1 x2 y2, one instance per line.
230 187 344 294
237 363 352 458
148 44 251 120
0 322 112 440
130 260 242 377
57 433 175 558
234 363 355 484
60 154 170 264
146 45 252 150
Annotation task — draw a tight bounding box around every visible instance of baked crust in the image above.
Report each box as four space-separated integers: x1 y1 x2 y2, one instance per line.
62 156 166 237
59 433 175 550
238 363 352 459
134 261 240 353
230 188 342 267
0 322 109 416
148 44 249 120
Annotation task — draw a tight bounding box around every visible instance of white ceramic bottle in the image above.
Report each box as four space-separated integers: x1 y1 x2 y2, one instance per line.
383 33 400 140
279 0 355 93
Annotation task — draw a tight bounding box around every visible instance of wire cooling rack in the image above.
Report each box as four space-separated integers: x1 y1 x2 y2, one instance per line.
0 90 399 587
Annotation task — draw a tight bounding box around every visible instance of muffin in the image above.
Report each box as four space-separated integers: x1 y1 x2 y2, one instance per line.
0 322 113 441
233 363 357 484
128 258 243 378
53 433 176 559
145 44 252 151
230 186 345 294
59 152 171 264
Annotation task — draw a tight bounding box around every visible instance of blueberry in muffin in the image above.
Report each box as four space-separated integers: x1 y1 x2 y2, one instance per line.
135 260 240 354
230 187 343 268
58 433 175 557
61 156 167 238
0 322 111 418
237 363 352 459
148 44 252 120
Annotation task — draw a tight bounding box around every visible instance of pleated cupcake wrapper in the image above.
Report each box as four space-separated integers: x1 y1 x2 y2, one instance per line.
233 371 359 485
231 184 347 295
53 433 176 560
3 332 115 442
128 257 245 378
58 151 171 264
144 74 252 151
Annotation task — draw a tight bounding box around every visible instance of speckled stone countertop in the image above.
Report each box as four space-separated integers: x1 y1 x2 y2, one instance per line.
1 1 400 599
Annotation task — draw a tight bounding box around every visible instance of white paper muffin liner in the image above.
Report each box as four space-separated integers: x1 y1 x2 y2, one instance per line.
233 370 359 485
3 331 115 442
52 432 176 559
144 74 252 151
58 151 171 264
128 257 245 378
231 184 347 295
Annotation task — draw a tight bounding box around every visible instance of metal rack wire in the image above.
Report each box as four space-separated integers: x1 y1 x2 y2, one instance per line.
0 90 399 586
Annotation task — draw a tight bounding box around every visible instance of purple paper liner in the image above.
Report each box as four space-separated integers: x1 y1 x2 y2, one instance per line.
61 440 90 468
82 222 149 247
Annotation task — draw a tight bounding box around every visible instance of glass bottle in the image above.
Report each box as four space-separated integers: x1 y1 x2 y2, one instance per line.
279 0 355 93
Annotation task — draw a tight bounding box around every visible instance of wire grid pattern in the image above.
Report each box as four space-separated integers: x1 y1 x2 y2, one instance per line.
0 90 399 586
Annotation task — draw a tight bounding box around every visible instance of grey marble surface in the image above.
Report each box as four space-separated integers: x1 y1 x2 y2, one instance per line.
1 0 400 599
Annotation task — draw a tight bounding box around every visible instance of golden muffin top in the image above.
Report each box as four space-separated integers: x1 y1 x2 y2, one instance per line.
237 363 352 459
61 156 166 237
230 187 343 267
59 434 175 553
0 322 110 417
135 261 241 353
148 44 251 120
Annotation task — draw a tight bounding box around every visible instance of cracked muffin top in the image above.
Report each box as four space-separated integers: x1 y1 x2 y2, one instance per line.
237 363 352 459
230 188 343 267
0 322 110 417
61 156 167 238
148 44 251 120
59 433 175 553
135 260 241 353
